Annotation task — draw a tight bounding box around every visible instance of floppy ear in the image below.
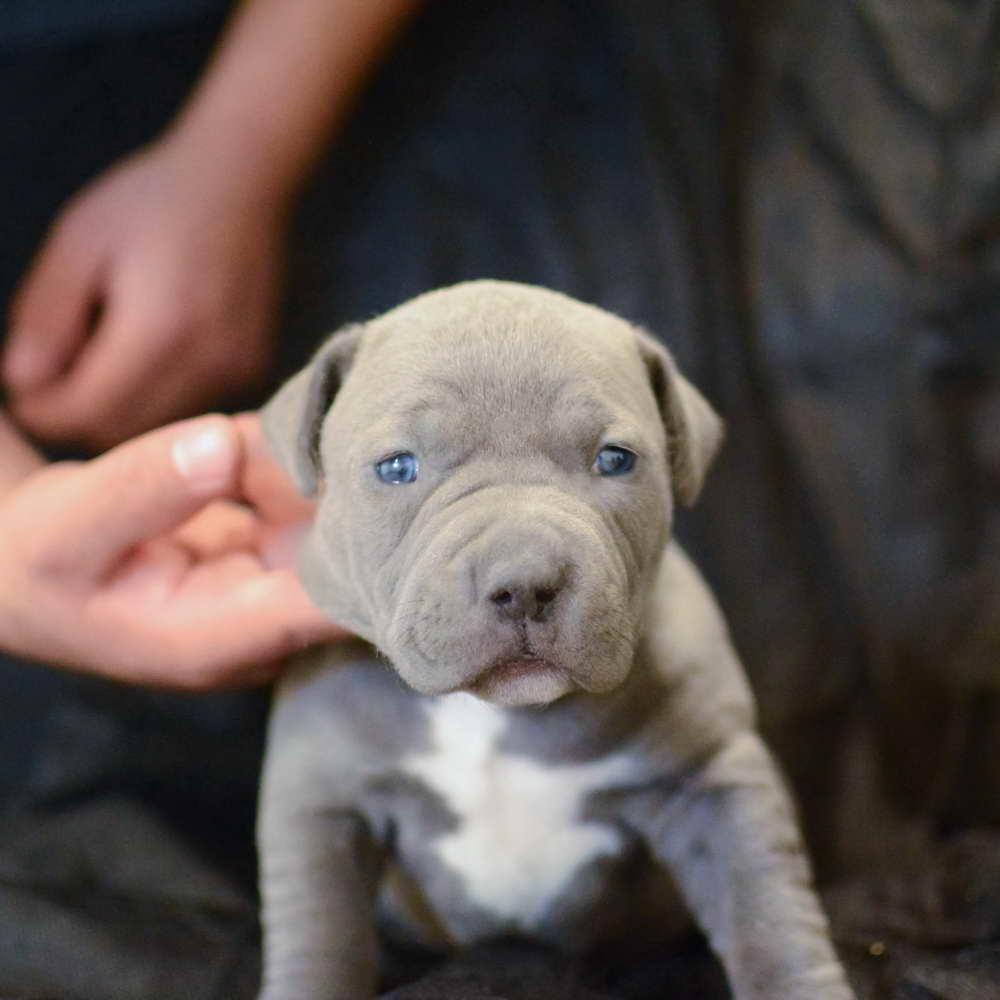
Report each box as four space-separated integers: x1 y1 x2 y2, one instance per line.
634 328 724 507
261 324 364 497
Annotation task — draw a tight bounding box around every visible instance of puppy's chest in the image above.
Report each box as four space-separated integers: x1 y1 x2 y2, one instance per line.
392 693 640 941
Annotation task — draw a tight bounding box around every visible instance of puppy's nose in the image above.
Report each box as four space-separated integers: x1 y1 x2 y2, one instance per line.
487 576 564 622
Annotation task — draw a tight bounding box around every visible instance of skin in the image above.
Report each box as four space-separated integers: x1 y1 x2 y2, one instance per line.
257 282 855 1000
2 0 421 450
0 410 346 688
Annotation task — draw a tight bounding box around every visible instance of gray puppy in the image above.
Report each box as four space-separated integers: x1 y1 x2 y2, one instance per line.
258 281 854 1000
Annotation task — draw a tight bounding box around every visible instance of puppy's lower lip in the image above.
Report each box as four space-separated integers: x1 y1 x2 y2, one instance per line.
472 657 557 686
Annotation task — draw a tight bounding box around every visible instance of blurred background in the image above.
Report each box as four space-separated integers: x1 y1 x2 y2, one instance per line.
1 0 999 997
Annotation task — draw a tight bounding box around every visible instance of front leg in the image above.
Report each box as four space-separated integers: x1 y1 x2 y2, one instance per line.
258 803 382 1000
626 732 854 999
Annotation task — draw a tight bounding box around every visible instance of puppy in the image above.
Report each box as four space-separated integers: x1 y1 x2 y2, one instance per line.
257 281 854 999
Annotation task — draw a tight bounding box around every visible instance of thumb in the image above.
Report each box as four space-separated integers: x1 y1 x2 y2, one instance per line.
54 415 241 581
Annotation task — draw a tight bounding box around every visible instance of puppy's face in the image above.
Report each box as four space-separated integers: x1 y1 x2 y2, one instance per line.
265 282 721 707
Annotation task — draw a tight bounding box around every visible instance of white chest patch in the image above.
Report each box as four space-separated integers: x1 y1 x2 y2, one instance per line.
401 693 639 935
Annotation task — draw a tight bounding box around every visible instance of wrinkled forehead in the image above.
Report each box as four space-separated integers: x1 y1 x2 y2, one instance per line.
344 289 656 433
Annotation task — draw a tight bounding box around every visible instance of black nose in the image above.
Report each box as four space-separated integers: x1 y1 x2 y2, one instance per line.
488 580 562 622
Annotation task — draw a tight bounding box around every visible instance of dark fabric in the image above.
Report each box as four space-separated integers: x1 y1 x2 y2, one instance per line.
380 832 1000 1000
0 11 228 317
0 800 259 1000
1 0 232 48
2 0 1000 996
747 0 1000 837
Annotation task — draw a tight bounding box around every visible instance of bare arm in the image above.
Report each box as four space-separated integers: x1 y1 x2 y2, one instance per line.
165 0 422 212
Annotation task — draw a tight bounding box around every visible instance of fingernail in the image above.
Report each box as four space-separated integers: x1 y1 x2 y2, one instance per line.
172 422 234 489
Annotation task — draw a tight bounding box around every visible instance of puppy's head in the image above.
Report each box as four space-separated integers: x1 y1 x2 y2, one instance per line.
265 281 721 706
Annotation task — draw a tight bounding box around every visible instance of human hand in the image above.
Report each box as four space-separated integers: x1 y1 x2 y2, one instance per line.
3 140 286 451
0 413 347 688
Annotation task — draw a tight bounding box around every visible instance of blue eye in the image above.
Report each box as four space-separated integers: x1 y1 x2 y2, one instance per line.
595 446 636 476
376 452 419 484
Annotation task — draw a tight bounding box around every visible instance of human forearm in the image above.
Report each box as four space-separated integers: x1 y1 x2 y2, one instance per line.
162 0 421 212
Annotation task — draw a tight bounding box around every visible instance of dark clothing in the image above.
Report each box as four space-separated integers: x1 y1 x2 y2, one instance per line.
2 1 1000 997
0 11 228 314
2 0 230 47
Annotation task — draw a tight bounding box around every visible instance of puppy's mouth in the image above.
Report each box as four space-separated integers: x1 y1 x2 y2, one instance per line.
464 656 573 707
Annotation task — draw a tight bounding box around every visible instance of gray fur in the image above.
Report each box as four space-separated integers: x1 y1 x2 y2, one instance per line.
257 281 854 999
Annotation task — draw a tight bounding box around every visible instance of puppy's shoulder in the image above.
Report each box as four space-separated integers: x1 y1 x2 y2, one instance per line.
266 639 422 782
638 542 756 747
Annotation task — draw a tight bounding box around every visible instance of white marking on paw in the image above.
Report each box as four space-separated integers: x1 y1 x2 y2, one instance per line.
402 693 638 935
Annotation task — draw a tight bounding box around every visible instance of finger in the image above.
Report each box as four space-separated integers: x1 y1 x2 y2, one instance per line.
174 500 260 559
231 412 317 569
171 571 349 687
8 298 196 446
234 411 316 521
36 415 242 582
5 223 105 392
96 568 348 690
13 357 203 450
